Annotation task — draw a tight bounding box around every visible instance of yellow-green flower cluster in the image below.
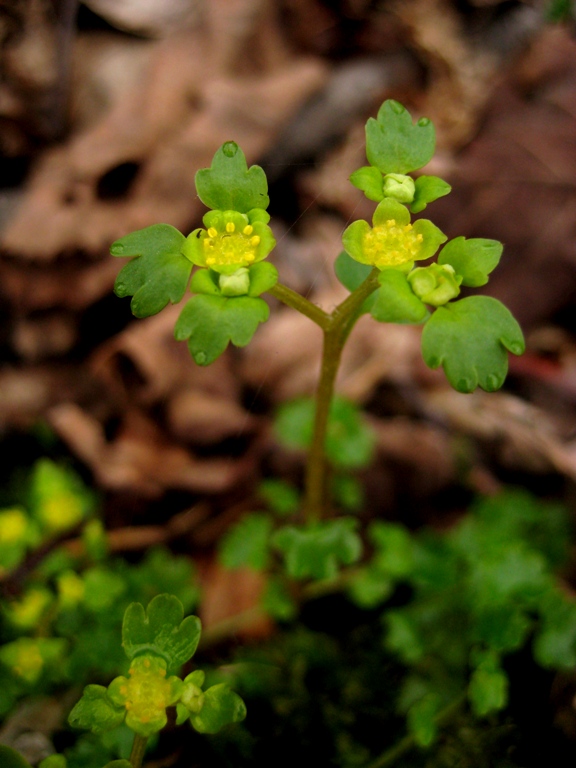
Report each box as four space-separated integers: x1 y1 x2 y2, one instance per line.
342 198 446 272
183 209 276 276
108 655 183 737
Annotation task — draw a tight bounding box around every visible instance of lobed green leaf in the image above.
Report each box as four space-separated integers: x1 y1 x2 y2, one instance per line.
112 224 191 317
122 594 201 670
421 296 525 392
68 684 125 735
174 294 269 365
365 100 435 175
438 236 503 287
195 142 269 212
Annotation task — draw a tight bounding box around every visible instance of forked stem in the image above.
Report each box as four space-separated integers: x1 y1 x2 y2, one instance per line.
270 269 380 523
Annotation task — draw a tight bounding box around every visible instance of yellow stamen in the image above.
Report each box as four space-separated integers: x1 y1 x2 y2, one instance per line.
250 236 260 246
243 225 253 235
226 222 235 233
207 228 218 238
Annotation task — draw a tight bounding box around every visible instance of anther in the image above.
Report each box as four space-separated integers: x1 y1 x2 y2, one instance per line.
207 228 218 238
250 236 260 246
226 222 235 233
243 225 253 235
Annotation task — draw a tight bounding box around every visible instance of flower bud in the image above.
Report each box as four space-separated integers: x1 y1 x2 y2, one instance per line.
382 173 415 203
408 263 461 307
219 267 250 297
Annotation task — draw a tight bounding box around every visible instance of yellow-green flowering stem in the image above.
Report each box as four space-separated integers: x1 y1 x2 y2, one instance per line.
304 268 380 522
268 282 331 330
129 734 148 768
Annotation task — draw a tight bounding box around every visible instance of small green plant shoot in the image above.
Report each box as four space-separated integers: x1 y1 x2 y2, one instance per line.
1 100 534 768
112 98 524 524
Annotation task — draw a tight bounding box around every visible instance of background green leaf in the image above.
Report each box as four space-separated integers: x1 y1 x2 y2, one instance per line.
112 224 191 317
0 746 33 768
272 518 362 580
195 142 269 212
275 396 375 469
421 296 525 392
189 684 247 734
174 294 269 366
365 100 436 174
218 513 273 571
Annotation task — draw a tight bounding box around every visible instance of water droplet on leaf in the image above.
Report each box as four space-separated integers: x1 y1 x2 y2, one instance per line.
222 142 238 158
194 351 207 365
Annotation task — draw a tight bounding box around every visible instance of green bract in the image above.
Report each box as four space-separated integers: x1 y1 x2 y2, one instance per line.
366 100 436 175
195 141 270 212
112 224 191 318
175 294 270 366
68 684 125 735
342 197 447 270
421 296 525 393
410 175 452 213
370 270 428 324
183 209 276 275
437 236 503 287
122 594 201 671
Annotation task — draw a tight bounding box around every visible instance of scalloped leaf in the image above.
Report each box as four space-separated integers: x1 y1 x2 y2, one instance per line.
371 270 428 324
366 100 435 175
174 294 269 366
189 684 247 734
272 518 362 580
68 684 125 735
218 512 273 571
195 142 269 212
421 296 525 393
410 175 451 213
437 236 503 287
122 594 201 670
112 224 191 317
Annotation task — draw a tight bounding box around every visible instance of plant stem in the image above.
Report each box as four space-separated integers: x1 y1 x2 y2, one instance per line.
268 282 331 329
363 692 467 768
129 734 148 768
302 268 380 522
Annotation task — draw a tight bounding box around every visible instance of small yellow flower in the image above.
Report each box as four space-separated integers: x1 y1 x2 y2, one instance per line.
108 655 183 737
183 209 276 275
342 198 446 270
